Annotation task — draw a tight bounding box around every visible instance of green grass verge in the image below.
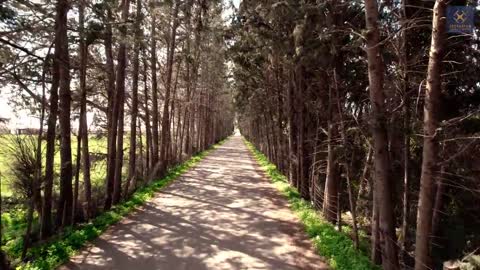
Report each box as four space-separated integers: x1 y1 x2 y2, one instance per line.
12 138 228 270
244 139 378 270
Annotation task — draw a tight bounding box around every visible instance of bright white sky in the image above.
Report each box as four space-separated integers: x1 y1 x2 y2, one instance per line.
0 0 241 130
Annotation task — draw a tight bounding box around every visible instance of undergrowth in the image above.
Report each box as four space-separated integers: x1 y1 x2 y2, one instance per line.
7 138 227 270
244 139 378 270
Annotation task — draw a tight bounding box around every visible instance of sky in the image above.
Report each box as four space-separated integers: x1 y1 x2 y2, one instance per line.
223 0 241 20
0 0 241 131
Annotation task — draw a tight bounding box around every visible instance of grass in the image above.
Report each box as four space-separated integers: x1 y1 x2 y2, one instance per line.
0 134 114 260
2 137 228 270
0 135 113 197
244 139 378 270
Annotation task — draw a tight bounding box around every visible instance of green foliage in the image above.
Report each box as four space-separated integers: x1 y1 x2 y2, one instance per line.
4 138 227 270
244 139 378 270
0 135 113 199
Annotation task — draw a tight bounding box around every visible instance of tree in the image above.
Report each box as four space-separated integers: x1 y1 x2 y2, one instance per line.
112 0 131 204
126 0 143 197
78 0 93 219
159 0 180 176
414 1 447 269
150 4 160 177
363 0 399 268
1 1 235 266
55 0 74 228
104 2 117 210
40 38 59 239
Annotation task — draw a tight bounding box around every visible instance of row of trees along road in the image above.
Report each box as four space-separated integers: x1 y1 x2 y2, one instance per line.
231 0 480 269
0 0 234 267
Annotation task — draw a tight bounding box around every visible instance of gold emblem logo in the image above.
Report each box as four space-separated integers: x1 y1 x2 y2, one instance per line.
454 10 468 24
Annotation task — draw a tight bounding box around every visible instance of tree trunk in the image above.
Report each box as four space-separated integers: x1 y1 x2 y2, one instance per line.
431 167 445 247
150 11 160 176
414 1 446 269
104 6 116 210
143 51 152 173
138 119 144 182
364 0 399 268
73 130 81 221
22 194 35 260
56 0 73 228
41 44 60 240
275 64 285 173
169 59 181 164
400 0 411 258
323 78 339 223
126 0 142 198
295 68 308 199
113 96 125 204
356 145 373 216
371 194 382 264
311 120 322 209
112 0 131 204
287 67 297 187
76 0 93 220
173 68 182 162
159 0 180 176
334 69 360 248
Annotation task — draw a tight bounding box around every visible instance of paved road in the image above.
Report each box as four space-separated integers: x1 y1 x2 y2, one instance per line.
60 135 328 270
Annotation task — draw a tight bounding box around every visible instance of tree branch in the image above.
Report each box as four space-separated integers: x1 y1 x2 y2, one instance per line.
0 38 44 61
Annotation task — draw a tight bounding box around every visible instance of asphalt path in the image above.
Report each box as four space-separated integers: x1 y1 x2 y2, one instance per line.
60 135 328 270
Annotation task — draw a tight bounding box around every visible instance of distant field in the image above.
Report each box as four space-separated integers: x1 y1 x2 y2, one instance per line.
0 134 132 199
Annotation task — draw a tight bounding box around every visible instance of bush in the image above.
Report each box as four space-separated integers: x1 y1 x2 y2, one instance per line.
2 136 43 201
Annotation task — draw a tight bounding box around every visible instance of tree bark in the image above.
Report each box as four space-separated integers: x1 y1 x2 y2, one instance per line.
323 76 339 223
287 67 297 187
75 0 93 221
143 50 152 173
295 65 309 199
112 0 131 204
356 145 373 216
150 10 160 176
55 0 73 228
138 119 144 182
311 119 322 209
431 166 445 248
159 0 180 176
126 0 142 198
275 76 285 172
104 6 116 210
41 43 60 240
371 193 382 264
414 1 446 269
400 0 411 258
73 132 81 222
334 68 360 248
364 0 399 268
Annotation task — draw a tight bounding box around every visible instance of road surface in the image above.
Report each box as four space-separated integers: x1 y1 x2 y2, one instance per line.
60 135 328 270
